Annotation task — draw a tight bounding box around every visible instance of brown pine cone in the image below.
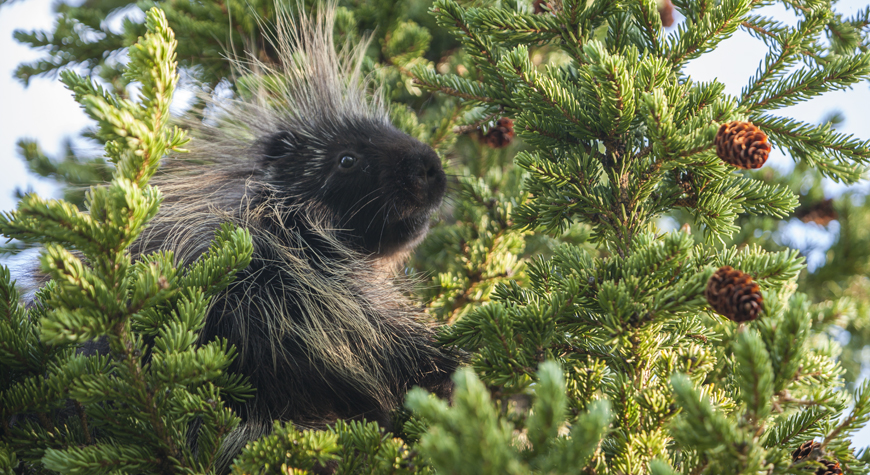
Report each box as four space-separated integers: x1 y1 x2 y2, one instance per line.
792 440 822 461
705 266 763 323
795 198 838 226
792 441 842 475
815 460 843 475
714 121 771 169
659 0 675 27
479 117 515 148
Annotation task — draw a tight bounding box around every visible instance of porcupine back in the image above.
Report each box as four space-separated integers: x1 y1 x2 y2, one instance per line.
132 4 458 466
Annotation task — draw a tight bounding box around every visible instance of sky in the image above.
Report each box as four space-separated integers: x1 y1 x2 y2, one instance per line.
2 0 870 448
2 0 870 207
0 0 95 207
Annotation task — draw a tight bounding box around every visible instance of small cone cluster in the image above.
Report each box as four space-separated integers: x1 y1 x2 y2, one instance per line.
792 441 843 475
793 440 823 460
532 0 558 14
795 198 838 226
705 266 763 323
715 121 771 169
479 117 516 148
814 460 844 475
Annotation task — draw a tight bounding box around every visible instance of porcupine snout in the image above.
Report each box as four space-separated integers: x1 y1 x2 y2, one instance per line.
414 149 442 184
348 139 445 258
405 144 446 207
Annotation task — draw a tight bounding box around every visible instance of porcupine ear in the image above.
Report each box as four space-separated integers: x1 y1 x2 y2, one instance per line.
262 130 296 161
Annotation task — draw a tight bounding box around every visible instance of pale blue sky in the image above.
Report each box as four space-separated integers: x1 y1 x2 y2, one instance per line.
2 0 870 449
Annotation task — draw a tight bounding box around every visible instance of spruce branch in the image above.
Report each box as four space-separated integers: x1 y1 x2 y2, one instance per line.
629 0 664 53
430 0 509 91
752 114 870 183
666 0 752 67
734 329 775 422
463 7 562 45
823 379 870 448
501 45 597 136
1 8 254 474
763 406 829 448
410 67 495 103
744 53 870 111
12 15 128 87
846 6 870 33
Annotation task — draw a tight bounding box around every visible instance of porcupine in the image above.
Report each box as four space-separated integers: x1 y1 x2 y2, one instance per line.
128 4 459 468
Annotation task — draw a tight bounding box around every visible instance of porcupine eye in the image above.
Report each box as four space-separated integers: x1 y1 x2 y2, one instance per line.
339 155 357 170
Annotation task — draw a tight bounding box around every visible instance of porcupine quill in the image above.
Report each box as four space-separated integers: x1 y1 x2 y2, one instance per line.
129 4 459 470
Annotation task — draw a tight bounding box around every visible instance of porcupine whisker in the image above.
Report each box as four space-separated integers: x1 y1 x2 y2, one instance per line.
374 204 394 255
341 186 387 223
364 199 394 235
443 181 462 192
440 194 460 206
379 203 399 254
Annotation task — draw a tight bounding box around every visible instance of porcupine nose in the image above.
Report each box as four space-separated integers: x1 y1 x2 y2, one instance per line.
416 162 440 185
414 150 443 186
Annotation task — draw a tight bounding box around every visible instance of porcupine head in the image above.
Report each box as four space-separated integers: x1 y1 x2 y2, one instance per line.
254 24 446 263
137 2 458 470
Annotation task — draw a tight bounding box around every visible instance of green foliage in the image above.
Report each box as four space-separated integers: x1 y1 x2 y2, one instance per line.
13 139 112 210
230 421 340 474
5 0 870 474
404 363 611 474
404 0 870 473
412 141 533 323
231 419 425 475
0 10 253 473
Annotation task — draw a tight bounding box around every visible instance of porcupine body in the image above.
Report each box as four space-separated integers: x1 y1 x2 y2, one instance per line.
131 5 458 467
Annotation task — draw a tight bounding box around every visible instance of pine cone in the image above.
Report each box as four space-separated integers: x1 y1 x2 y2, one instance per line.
659 0 675 27
714 121 771 169
705 266 763 323
792 440 822 461
479 117 515 148
792 441 843 475
816 460 843 475
795 198 838 226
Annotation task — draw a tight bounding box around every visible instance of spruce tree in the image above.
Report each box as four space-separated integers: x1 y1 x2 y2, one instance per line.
405 0 870 473
0 10 254 473
3 0 870 474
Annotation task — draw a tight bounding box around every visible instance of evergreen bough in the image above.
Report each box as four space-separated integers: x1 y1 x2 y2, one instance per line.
3 0 870 474
0 9 253 473
409 0 870 473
